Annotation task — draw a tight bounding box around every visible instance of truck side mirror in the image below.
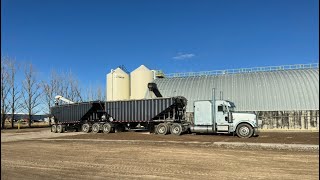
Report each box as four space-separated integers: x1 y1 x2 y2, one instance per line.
228 112 233 123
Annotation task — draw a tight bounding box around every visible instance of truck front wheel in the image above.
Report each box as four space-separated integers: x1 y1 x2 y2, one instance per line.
170 123 183 136
236 123 253 138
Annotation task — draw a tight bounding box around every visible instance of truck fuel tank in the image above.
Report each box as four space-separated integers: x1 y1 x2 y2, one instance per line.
190 125 214 133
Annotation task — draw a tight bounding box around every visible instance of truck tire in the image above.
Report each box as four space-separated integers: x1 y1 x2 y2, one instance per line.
92 123 100 133
57 125 63 133
103 123 112 134
236 123 253 138
51 125 57 133
82 123 91 133
156 123 168 135
170 123 183 136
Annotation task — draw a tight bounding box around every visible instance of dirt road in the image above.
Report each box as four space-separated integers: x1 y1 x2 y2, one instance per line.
1 128 79 143
1 129 319 180
55 130 319 145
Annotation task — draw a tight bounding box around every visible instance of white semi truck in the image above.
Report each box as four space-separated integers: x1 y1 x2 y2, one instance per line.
188 99 259 137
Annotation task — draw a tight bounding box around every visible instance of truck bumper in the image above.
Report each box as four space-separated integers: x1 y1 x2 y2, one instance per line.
253 127 260 137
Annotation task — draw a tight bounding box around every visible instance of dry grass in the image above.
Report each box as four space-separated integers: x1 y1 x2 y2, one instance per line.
2 121 50 129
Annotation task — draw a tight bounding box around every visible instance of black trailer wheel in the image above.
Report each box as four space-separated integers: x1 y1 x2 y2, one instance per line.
51 125 57 133
236 123 253 138
82 123 91 133
170 123 183 136
56 125 63 133
92 123 100 133
156 123 168 135
103 123 112 134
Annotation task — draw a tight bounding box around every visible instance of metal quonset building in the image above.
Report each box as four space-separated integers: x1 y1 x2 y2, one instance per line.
152 64 319 130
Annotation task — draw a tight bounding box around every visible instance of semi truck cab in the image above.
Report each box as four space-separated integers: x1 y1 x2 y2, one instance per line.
191 100 259 138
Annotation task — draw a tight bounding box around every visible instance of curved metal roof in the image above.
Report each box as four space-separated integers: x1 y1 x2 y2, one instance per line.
152 69 319 112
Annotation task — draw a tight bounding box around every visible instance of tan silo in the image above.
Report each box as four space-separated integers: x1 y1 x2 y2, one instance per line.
130 65 154 99
106 68 130 101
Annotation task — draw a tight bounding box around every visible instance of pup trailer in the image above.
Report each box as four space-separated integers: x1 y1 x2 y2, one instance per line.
51 84 259 138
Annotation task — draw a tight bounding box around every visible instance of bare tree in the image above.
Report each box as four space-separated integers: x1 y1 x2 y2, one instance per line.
84 84 95 101
62 71 82 102
60 71 70 99
7 58 22 128
54 71 82 102
1 57 10 129
84 86 92 101
83 84 104 102
41 70 60 125
96 85 105 101
69 75 82 102
21 63 42 127
53 71 64 97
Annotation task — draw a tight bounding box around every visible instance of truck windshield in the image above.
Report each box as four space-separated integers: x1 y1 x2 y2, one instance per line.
228 106 235 112
228 102 236 112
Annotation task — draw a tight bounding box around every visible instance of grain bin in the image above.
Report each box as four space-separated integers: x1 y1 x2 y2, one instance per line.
106 68 130 101
130 65 154 99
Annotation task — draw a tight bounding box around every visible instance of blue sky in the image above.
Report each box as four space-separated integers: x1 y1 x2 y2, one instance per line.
1 0 319 87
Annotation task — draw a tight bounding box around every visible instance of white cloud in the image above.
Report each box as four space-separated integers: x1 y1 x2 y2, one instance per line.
173 53 195 60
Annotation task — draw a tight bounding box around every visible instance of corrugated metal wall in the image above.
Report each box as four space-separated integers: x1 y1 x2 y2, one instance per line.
152 69 319 112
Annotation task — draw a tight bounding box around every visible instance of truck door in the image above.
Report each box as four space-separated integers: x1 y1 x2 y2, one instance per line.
216 103 229 132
